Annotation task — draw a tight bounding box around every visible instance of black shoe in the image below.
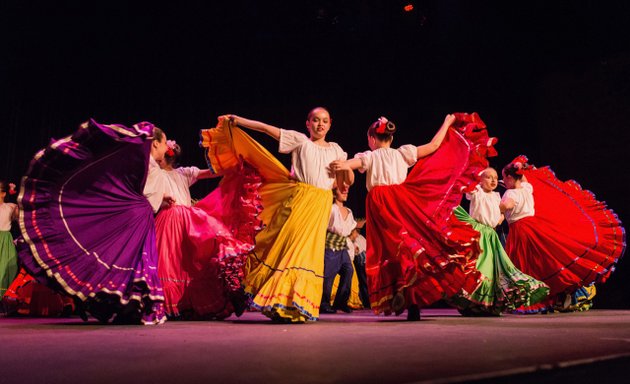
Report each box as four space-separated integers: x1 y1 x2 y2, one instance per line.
392 292 406 315
334 306 353 314
407 305 420 321
320 306 337 314
270 312 292 323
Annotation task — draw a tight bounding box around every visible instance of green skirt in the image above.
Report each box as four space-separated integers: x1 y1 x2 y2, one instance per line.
0 230 18 297
450 207 550 315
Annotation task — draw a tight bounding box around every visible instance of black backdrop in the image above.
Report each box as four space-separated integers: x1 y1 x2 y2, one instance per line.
2 0 629 308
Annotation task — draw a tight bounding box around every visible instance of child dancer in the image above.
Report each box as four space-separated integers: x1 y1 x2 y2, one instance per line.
450 168 549 315
155 140 262 319
321 187 356 314
200 108 352 323
0 181 18 299
16 119 167 324
331 113 494 320
501 156 625 312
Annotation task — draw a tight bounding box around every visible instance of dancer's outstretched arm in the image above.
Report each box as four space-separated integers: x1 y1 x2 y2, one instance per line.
416 114 456 158
226 114 281 141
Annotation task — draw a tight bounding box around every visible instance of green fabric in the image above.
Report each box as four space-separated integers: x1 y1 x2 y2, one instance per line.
450 206 550 315
0 231 18 297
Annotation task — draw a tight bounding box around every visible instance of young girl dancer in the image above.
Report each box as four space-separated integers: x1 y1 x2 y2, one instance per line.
331 113 494 320
154 140 262 319
450 168 549 315
16 119 167 324
501 156 625 312
200 107 352 323
0 181 18 299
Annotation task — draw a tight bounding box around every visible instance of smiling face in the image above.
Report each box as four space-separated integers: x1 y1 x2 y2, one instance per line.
479 168 499 192
305 108 331 141
334 188 348 203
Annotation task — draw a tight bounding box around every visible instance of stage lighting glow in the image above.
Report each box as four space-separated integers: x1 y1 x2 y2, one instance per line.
404 4 414 12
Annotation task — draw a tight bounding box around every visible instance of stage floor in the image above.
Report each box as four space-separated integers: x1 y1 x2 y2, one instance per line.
2 309 629 383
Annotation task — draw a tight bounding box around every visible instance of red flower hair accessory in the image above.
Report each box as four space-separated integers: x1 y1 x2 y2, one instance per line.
510 155 529 175
166 140 177 157
8 183 16 195
375 116 388 134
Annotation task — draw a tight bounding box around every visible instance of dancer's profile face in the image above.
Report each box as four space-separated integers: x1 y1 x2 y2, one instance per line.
306 108 331 141
502 171 516 189
480 168 499 192
152 135 169 161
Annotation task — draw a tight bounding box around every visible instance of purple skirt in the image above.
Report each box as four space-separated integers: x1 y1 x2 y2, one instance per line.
17 119 166 324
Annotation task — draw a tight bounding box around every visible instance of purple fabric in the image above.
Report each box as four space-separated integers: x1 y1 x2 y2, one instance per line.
17 119 165 324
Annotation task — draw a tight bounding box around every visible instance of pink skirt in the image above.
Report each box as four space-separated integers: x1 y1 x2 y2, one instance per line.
156 163 262 319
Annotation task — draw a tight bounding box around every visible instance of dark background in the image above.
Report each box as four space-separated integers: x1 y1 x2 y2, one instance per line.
2 0 629 307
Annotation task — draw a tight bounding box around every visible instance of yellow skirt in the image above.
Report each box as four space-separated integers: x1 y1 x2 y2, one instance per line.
201 118 332 322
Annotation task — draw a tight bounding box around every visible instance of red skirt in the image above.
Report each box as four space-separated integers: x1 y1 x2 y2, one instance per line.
2 269 75 316
367 117 494 315
506 166 625 298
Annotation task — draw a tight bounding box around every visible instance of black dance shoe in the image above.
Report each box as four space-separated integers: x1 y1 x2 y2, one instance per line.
407 305 420 321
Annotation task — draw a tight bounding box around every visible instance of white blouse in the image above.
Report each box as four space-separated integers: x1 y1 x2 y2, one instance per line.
279 129 347 190
143 156 169 213
501 182 535 224
466 184 502 227
0 202 16 231
354 145 418 191
164 166 200 207
327 204 357 237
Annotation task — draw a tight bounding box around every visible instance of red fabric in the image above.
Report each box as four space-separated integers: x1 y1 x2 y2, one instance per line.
366 116 496 315
505 166 625 297
3 269 75 316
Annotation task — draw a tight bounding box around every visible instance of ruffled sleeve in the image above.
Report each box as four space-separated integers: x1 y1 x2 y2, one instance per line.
354 150 373 174
465 184 482 201
501 189 515 204
397 144 418 167
331 142 348 161
522 182 534 194
279 129 309 154
178 166 200 187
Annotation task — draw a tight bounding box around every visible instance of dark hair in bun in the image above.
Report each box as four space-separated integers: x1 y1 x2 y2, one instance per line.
368 117 396 142
502 163 524 181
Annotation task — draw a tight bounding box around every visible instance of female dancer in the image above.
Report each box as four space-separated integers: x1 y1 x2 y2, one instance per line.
331 113 494 320
200 107 352 323
450 167 549 315
0 181 18 299
155 140 262 319
501 156 625 312
16 119 167 324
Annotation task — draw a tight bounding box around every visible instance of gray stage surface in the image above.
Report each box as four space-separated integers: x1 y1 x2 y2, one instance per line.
1 309 629 384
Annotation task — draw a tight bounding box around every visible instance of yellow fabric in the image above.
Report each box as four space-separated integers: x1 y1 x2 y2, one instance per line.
201 118 332 322
330 263 364 309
